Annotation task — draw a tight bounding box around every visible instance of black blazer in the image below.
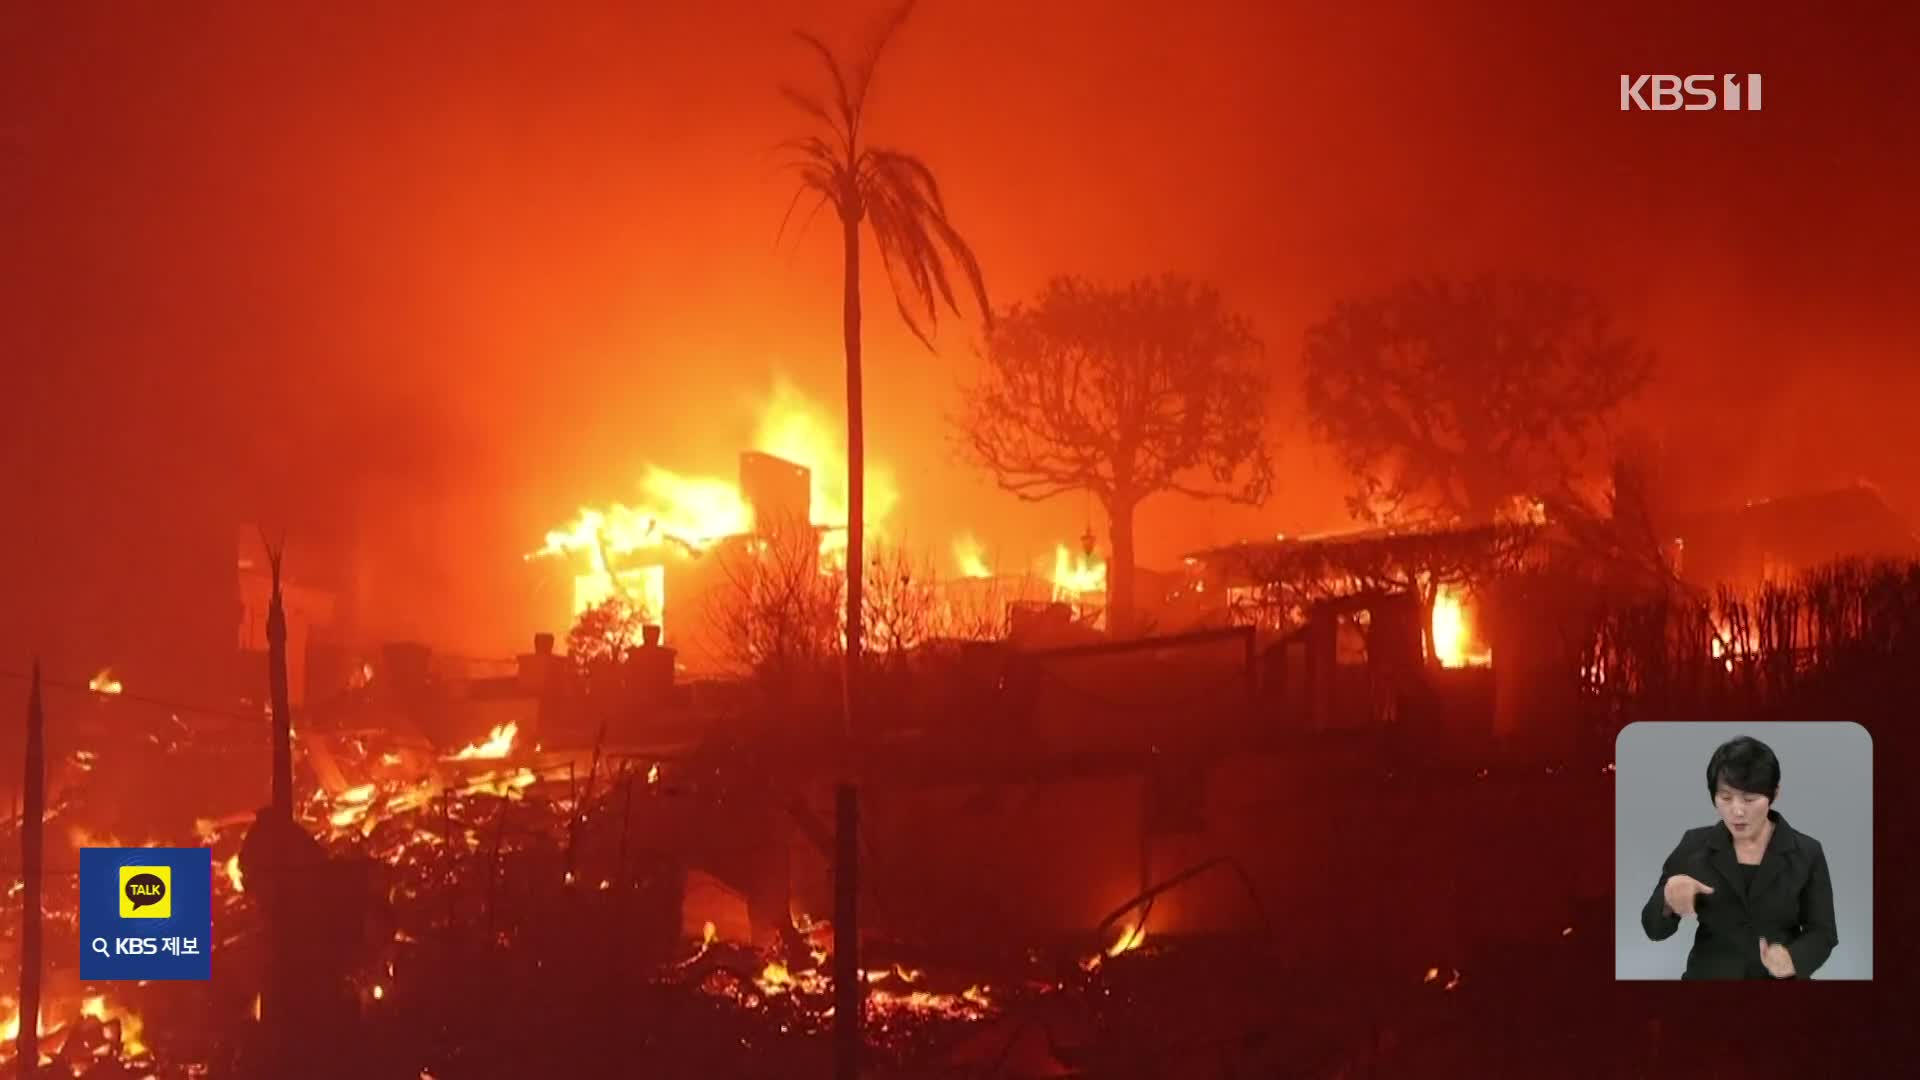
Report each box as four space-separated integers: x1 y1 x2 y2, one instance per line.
1640 810 1838 979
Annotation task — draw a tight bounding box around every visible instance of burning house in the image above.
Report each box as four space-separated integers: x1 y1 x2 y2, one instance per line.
531 449 827 675
1182 523 1523 738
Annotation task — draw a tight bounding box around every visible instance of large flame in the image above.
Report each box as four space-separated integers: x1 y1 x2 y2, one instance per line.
80 994 147 1057
0 992 147 1060
1431 586 1492 668
447 722 517 761
1050 545 1107 600
533 380 900 624
952 535 993 579
753 379 899 557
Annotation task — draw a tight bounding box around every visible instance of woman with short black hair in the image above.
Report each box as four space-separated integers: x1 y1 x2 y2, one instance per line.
1640 735 1839 979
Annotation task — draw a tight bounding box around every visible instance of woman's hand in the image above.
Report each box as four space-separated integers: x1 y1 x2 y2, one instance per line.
1760 938 1796 978
1662 874 1714 917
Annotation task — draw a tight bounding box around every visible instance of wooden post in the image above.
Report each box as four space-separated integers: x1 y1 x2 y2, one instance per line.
264 538 294 818
833 782 860 1080
1242 624 1258 708
615 769 635 977
443 793 457 935
1309 610 1336 733
486 795 507 943
18 662 45 1075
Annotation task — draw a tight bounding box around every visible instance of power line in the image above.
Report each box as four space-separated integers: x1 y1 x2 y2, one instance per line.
0 668 264 724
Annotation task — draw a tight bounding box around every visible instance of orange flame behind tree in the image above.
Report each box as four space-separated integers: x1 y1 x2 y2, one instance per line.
951 535 993 579
1050 544 1107 602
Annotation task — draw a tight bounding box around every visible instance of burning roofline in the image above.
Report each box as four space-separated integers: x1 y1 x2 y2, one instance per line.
1182 520 1534 565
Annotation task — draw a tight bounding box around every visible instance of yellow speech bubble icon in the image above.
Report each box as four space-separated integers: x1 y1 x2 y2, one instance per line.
119 865 172 919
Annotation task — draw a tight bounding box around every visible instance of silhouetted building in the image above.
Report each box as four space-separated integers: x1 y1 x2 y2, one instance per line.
1671 484 1919 587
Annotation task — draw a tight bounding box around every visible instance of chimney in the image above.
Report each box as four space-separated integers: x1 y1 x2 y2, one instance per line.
520 632 557 695
740 451 811 536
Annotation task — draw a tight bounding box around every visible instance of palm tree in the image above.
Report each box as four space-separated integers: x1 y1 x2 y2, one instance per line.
777 0 991 736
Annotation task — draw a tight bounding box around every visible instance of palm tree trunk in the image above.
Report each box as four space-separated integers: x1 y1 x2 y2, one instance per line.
840 211 865 730
18 661 45 1075
1108 496 1138 637
835 208 865 1080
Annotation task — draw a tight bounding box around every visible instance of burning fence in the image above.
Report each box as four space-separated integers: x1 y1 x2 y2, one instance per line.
1573 557 1920 713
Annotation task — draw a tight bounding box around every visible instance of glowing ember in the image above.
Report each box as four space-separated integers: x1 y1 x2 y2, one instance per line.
447 722 517 761
1106 921 1146 957
68 826 126 850
647 762 661 786
79 994 146 1056
0 997 25 1042
758 961 795 995
0 993 147 1060
1709 616 1756 671
87 668 123 695
1081 921 1146 972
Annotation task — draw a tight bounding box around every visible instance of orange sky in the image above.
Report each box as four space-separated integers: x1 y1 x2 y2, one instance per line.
3 0 1917 658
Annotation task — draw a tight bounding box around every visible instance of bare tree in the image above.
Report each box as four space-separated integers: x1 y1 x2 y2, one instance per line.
566 595 651 672
1544 439 1692 595
862 542 941 661
706 521 844 697
1304 273 1652 526
957 274 1274 635
777 0 992 731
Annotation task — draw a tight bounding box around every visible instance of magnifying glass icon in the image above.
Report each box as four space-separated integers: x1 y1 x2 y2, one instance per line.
90 937 110 958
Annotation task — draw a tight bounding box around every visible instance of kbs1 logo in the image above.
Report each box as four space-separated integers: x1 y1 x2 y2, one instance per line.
1620 74 1763 111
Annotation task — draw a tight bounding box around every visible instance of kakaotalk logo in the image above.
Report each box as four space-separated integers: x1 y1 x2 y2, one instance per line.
1620 74 1763 111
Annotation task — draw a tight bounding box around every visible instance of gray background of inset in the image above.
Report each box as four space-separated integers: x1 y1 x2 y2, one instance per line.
1614 721 1872 980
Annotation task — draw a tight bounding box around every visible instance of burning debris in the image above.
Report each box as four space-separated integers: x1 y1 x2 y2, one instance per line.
446 722 517 761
